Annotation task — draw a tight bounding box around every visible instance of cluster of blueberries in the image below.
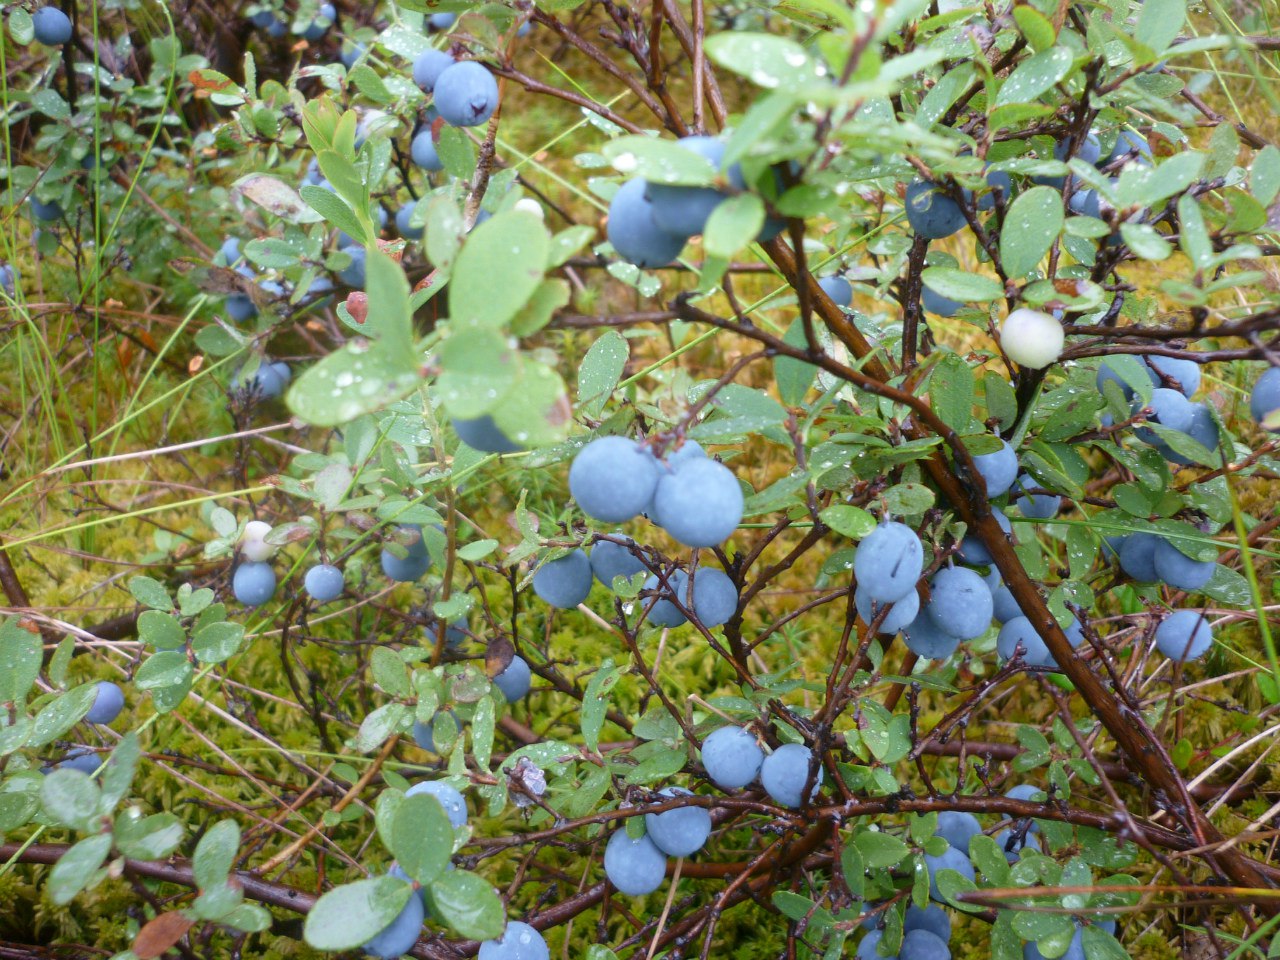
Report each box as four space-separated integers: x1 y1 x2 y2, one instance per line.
605 135 785 269
248 3 336 42
361 779 549 960
527 436 744 627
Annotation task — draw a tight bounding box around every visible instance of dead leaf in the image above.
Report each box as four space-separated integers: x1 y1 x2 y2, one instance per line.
134 912 195 959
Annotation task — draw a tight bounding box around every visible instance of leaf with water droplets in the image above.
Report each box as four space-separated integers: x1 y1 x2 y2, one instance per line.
601 136 718 186
993 47 1074 108
999 186 1064 279
704 32 820 89
287 342 422 428
449 211 549 329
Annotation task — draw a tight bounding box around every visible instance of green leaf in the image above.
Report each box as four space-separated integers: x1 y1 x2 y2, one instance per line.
581 659 624 753
371 647 411 698
490 359 571 448
1250 145 1280 205
114 811 185 859
577 331 628 418
1177 194 1213 271
357 702 408 753
929 352 976 432
775 317 817 406
391 792 455 885
704 32 820 89
1000 186 1064 278
41 769 102 831
437 326 520 418
191 621 245 664
437 126 477 179
304 877 414 950
1136 0 1185 54
31 88 70 121
48 834 113 905
99 733 140 813
30 683 98 748
9 8 33 44
194 820 241 892
1119 223 1172 260
287 341 422 428
1012 6 1056 51
994 47 1073 107
364 248 415 358
602 136 717 186
853 830 910 868
135 650 194 691
449 211 549 329
128 576 173 611
510 278 571 336
884 482 935 517
427 870 506 940
301 184 370 247
819 504 875 540
0 618 42 704
1080 926 1131 960
921 267 1003 303
704 194 764 258
1115 151 1204 209
138 610 186 650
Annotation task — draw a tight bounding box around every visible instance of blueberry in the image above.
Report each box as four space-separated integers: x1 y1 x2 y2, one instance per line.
1251 367 1280 430
427 12 457 30
590 538 648 590
423 617 467 648
1161 403 1219 465
993 825 1043 863
453 414 524 454
413 49 455 93
991 581 1025 623
644 786 711 857
642 572 689 628
569 436 659 523
1025 928 1084 960
853 522 923 603
975 167 1013 211
603 828 667 896
646 136 729 237
904 180 966 240
1145 355 1200 398
700 726 763 790
934 811 981 856
381 524 432 582
405 780 468 828
922 285 963 317
339 42 366 69
478 921 549 960
434 61 499 127
1119 532 1161 582
924 846 975 902
818 274 853 308
233 562 276 606
898 929 951 960
903 906 952 945
54 748 100 776
856 930 885 960
925 566 993 641
854 584 920 635
1155 609 1213 661
971 438 1018 497
396 202 423 240
32 6 73 45
532 549 592 609
0 263 17 298
304 564 344 602
85 681 125 725
1133 387 1195 445
1055 131 1102 167
1013 474 1061 521
1152 539 1215 592
218 236 244 265
301 2 335 41
1096 358 1139 399
336 244 367 287
361 877 425 959
649 457 743 548
249 10 277 28
606 178 687 269
412 710 459 752
31 198 63 222
903 612 961 660
666 440 706 467
493 656 532 701
1068 188 1100 218
686 566 737 628
955 511 1013 566
760 743 822 808
411 129 444 171
997 617 1055 669
1106 130 1153 166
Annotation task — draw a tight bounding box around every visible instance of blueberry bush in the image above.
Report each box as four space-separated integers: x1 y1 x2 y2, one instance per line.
2 1 1280 958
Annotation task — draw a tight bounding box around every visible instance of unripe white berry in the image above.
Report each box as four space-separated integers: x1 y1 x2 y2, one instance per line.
1000 308 1064 369
240 520 276 561
514 198 544 219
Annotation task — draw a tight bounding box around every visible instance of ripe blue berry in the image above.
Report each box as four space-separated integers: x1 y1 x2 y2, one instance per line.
478 921 549 960
992 825 1042 862
955 511 1013 566
650 457 743 548
361 877 425 959
590 538 647 590
406 780 468 828
1119 532 1161 582
86 681 125 725
818 274 853 308
1146 355 1200 398
1133 387 1195 445
1152 539 1215 592
1250 367 1280 430
32 7 73 45
569 436 659 523
935 811 981 855
700 726 763 790
924 847 975 902
396 202 423 239
855 584 919 635
336 244 366 287
686 566 738 628
413 49 455 93
412 710 459 752
304 563 344 602
1155 609 1213 661
922 285 963 317
454 415 523 454
423 617 467 648
854 522 923 603
493 656 531 702
903 612 961 661
54 748 100 776
603 828 667 896
997 616 1051 668
427 12 456 30
411 129 443 171
899 928 952 960
1107 130 1153 166
532 549 592 609
381 525 432 582
233 562 276 606
904 904 952 943
644 786 711 857
971 438 1018 497
1013 474 1061 521
760 743 822 808
642 571 688 628
434 61 499 127
606 178 687 269
925 566 994 640
646 136 729 237
905 180 966 240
